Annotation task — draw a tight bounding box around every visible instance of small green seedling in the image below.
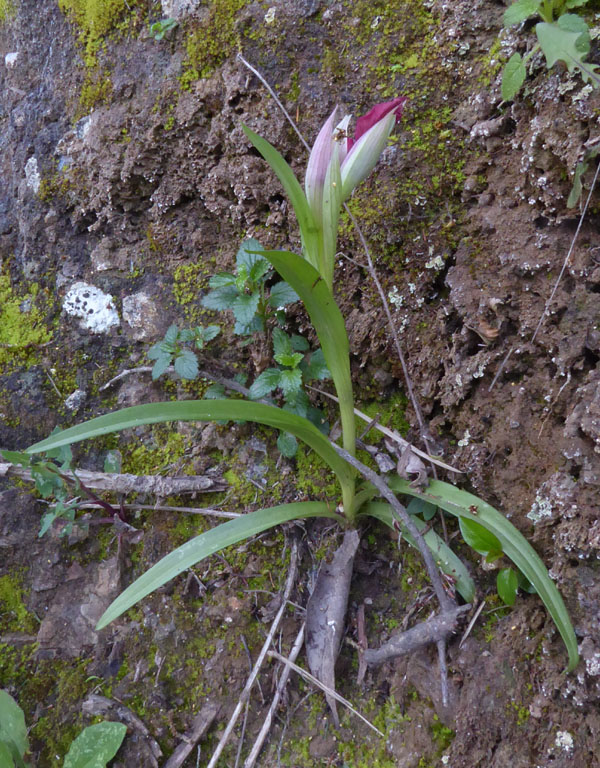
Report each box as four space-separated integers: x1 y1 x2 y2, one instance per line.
201 238 298 335
149 17 178 41
147 323 220 380
501 0 598 101
0 690 126 768
249 327 331 456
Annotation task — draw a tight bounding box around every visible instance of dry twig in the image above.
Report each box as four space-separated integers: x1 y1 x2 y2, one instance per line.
0 462 225 495
162 703 220 768
243 623 306 768
205 542 299 768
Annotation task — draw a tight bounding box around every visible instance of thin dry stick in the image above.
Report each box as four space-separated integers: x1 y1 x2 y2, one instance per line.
344 206 436 456
267 649 383 737
162 703 219 768
205 542 299 768
243 623 306 768
237 53 311 153
75 501 241 519
532 160 600 343
308 385 461 474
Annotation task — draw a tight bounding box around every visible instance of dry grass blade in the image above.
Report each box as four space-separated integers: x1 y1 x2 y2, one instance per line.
243 623 306 768
307 385 461 473
266 649 384 737
205 542 299 768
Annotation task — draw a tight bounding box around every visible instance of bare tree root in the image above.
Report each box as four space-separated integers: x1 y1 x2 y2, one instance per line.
364 604 470 665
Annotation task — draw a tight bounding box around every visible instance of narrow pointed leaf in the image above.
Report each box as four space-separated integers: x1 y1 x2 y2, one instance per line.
97 502 338 628
361 502 475 602
242 124 321 268
497 567 519 607
387 477 578 671
26 400 355 491
261 249 355 458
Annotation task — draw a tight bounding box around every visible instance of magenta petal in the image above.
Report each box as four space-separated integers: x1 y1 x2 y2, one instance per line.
353 97 407 144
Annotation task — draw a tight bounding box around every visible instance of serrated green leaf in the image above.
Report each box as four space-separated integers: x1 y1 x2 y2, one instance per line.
274 352 304 369
503 0 541 26
241 125 321 270
278 368 303 398
536 21 600 83
268 281 299 308
202 285 240 311
272 327 292 357
360 502 475 602
249 369 281 399
502 53 527 101
208 272 236 288
96 501 338 627
387 477 578 672
289 334 309 352
151 355 172 381
234 314 264 336
236 237 265 270
203 382 225 399
0 450 31 467
277 431 298 457
248 258 271 284
283 388 310 419
174 349 199 380
497 567 519 606
0 691 28 763
63 722 127 768
557 13 590 53
231 292 260 326
304 348 330 381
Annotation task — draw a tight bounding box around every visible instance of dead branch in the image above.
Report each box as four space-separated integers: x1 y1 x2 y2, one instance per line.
162 702 220 768
0 462 226 495
364 604 471 665
205 541 299 768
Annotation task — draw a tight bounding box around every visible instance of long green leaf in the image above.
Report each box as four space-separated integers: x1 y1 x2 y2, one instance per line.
97 501 337 628
388 477 578 671
26 400 354 491
360 501 475 602
261 250 356 458
242 125 321 269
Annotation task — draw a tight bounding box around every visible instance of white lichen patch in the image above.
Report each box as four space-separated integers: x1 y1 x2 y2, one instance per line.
554 730 574 754
528 494 553 524
63 282 120 334
264 6 276 23
457 429 471 447
585 652 600 676
25 157 41 194
388 285 403 307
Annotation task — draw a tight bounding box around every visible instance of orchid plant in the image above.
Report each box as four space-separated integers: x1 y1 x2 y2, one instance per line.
22 99 578 672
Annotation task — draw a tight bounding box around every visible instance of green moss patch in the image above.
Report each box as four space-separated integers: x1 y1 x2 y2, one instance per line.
0 273 52 373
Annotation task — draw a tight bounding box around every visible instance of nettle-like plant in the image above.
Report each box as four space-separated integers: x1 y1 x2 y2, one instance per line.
501 0 599 101
23 99 578 674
